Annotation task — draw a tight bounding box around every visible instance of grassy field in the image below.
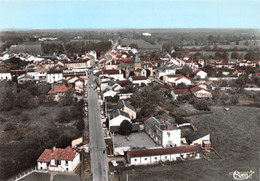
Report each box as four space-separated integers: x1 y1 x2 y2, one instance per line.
117 106 260 181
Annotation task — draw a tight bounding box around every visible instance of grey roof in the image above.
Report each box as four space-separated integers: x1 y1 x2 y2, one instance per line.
145 116 178 131
186 130 209 143
118 63 131 68
109 109 130 120
133 53 141 63
116 100 136 112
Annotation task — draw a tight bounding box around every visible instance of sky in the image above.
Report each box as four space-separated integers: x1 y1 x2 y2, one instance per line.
0 0 260 30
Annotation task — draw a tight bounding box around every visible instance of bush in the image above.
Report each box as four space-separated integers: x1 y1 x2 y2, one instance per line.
20 113 30 122
4 123 16 131
15 90 33 108
119 120 132 136
192 99 210 111
56 108 72 123
76 119 85 131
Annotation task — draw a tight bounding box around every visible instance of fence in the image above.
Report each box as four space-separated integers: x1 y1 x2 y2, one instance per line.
10 166 37 181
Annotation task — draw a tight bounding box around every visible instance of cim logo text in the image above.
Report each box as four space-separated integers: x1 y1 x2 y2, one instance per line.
229 170 255 180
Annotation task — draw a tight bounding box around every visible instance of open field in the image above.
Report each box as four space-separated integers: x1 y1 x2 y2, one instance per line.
117 106 260 181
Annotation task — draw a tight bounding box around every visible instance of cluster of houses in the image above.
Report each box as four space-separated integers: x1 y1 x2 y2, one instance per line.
1 39 259 172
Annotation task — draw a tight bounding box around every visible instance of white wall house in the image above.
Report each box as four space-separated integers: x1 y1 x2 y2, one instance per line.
0 71 12 81
194 69 208 79
37 146 80 172
127 145 201 166
190 86 212 98
155 67 176 79
109 109 131 132
129 76 149 86
103 89 117 100
145 117 181 147
46 70 63 83
175 76 191 86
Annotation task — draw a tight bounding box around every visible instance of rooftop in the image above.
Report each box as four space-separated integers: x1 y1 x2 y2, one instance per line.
114 132 157 148
37 146 77 162
127 145 201 158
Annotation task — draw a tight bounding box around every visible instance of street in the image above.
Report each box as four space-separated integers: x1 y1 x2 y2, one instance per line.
87 71 108 181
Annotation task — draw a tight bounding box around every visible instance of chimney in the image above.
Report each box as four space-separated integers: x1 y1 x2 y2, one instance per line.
53 146 56 152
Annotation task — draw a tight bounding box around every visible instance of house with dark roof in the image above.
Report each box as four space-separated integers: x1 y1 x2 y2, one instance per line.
186 130 210 146
46 69 63 84
126 145 201 166
116 100 136 119
37 146 80 172
109 109 131 132
144 117 181 147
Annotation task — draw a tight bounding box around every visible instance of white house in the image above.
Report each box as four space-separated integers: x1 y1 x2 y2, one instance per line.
175 76 191 86
0 53 10 61
96 69 124 81
129 76 149 86
155 67 177 79
0 70 12 81
127 145 201 166
46 69 63 83
37 146 80 172
103 89 117 100
194 69 207 79
145 117 181 147
109 109 131 132
17 74 35 84
190 86 212 98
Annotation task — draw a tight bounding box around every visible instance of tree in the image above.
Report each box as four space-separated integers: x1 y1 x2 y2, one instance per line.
119 120 132 136
76 119 85 131
15 90 33 108
231 52 240 59
176 83 187 89
60 91 73 106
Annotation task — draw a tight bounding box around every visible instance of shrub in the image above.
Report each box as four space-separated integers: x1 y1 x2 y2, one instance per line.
4 123 16 131
20 113 30 122
119 120 132 136
76 119 85 131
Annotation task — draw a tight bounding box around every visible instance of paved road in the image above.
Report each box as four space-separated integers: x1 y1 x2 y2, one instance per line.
87 71 108 181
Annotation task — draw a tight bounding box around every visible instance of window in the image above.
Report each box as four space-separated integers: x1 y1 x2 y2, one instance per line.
66 168 68 171
165 156 167 159
65 161 68 165
155 157 157 160
134 159 137 161
144 158 147 161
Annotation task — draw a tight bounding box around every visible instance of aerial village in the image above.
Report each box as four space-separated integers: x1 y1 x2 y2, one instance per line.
0 33 260 180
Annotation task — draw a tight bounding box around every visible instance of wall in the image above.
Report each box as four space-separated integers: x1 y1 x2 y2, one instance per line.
37 162 48 170
162 129 181 147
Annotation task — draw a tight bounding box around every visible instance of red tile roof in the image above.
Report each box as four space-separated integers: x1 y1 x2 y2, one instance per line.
176 76 191 81
127 145 201 158
96 69 120 75
48 84 72 94
37 146 77 162
172 89 191 95
116 80 133 86
131 76 147 81
190 86 206 93
167 74 182 78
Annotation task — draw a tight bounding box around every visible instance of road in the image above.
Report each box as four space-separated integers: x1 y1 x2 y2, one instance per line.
87 71 108 181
